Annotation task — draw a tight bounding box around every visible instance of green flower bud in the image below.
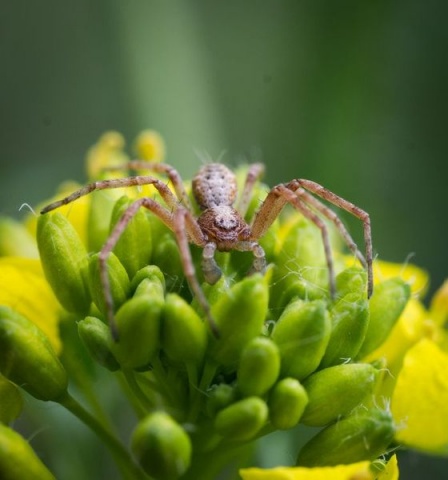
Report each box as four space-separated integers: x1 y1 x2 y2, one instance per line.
112 292 163 369
162 293 207 366
88 252 131 316
214 397 268 441
0 424 55 480
131 411 192 480
320 293 369 368
272 299 331 380
109 196 153 278
37 213 91 315
301 363 379 427
357 278 411 358
0 373 23 423
0 306 68 401
151 232 183 292
268 378 308 430
237 337 280 397
207 274 269 368
87 189 119 252
78 316 120 371
297 407 395 467
206 383 237 417
131 265 166 296
335 267 368 298
0 216 38 257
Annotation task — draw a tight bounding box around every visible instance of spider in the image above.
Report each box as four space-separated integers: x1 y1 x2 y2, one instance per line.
41 161 373 338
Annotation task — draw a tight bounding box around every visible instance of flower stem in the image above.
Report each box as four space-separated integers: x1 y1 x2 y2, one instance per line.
56 391 146 480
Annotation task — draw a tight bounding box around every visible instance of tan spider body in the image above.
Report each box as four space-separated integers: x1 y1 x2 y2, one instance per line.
41 161 372 338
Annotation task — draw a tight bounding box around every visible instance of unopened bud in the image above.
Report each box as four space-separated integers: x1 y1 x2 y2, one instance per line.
0 374 23 423
206 383 237 417
320 293 369 368
78 316 120 371
109 196 153 278
268 378 308 430
335 267 368 298
131 412 191 480
0 424 55 480
297 407 395 467
272 299 331 380
162 293 207 366
0 306 67 401
358 278 410 358
237 337 280 397
37 213 91 315
207 274 269 368
301 363 379 426
214 397 268 441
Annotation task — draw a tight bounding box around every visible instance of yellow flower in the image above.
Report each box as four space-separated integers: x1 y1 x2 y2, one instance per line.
0 257 61 354
240 455 399 480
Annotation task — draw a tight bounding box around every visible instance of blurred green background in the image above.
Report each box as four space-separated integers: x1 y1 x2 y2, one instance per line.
1 1 447 478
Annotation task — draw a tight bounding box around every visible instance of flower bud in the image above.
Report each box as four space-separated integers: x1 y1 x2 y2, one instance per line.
297 408 395 467
272 299 331 380
78 316 120 371
37 213 91 315
151 232 184 292
87 189 120 252
301 363 379 426
0 306 68 401
320 293 369 368
112 291 163 369
237 337 280 397
357 278 410 358
162 293 207 366
109 196 153 278
206 383 237 417
207 274 269 368
131 412 191 480
0 424 55 480
214 397 268 441
335 267 368 298
88 252 131 316
0 374 23 423
131 265 166 296
268 378 308 430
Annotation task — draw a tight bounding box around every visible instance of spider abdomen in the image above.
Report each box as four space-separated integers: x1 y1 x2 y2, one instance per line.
192 163 237 210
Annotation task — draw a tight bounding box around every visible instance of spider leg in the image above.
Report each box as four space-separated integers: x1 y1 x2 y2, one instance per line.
236 163 265 218
202 242 222 285
40 176 179 214
108 160 193 210
172 208 220 338
234 241 266 276
288 179 373 298
251 185 336 298
99 197 176 339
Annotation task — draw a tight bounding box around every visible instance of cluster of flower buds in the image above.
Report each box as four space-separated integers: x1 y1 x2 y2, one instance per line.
0 134 413 479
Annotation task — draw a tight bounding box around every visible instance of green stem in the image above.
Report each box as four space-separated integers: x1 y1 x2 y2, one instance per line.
122 369 155 414
188 361 217 422
56 391 146 480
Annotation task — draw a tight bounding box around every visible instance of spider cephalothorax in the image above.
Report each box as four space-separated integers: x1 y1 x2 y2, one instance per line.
41 160 372 337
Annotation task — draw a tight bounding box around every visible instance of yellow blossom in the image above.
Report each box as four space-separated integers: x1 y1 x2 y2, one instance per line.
0 257 61 353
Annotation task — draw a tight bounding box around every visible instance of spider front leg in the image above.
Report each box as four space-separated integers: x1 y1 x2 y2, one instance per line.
202 242 222 285
99 197 176 339
172 209 220 338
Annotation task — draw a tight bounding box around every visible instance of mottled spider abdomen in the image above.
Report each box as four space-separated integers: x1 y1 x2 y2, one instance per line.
192 164 237 210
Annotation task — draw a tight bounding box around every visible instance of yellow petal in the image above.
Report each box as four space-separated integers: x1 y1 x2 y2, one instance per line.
372 260 429 298
364 298 427 368
391 339 448 454
240 462 373 480
0 257 61 354
429 279 448 327
377 454 399 480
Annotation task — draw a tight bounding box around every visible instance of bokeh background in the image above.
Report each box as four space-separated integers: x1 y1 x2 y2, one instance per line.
1 1 447 478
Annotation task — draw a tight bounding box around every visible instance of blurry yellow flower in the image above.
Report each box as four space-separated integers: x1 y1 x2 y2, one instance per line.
392 338 448 455
0 257 61 353
134 129 166 162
